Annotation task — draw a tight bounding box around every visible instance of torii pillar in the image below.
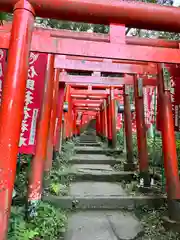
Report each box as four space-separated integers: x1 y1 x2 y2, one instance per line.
123 85 136 171
0 1 35 238
134 75 150 187
110 87 117 149
158 64 180 222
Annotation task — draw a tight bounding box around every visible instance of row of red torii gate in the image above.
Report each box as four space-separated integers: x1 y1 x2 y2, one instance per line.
1 0 180 238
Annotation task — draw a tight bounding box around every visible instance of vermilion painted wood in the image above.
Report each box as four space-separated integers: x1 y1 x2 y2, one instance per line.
0 32 180 63
110 87 117 149
55 57 157 74
124 87 134 167
64 85 71 139
103 100 108 138
54 86 65 152
74 103 100 107
73 110 77 136
27 54 54 210
44 69 60 173
54 38 180 64
107 97 112 144
157 64 180 201
100 108 104 137
59 75 157 86
1 0 180 32
68 83 123 89
72 100 103 105
71 94 108 99
75 107 100 111
70 89 121 95
1 24 180 49
134 75 149 184
0 1 35 239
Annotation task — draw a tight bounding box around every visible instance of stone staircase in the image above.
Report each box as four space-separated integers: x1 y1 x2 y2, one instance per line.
65 133 142 239
43 131 165 239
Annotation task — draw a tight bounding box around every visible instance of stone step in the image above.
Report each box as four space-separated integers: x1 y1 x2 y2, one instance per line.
43 195 165 210
74 146 123 155
64 210 143 240
79 137 97 140
81 138 96 140
70 155 121 165
76 142 101 147
75 146 105 154
71 164 114 172
59 170 134 182
79 140 98 143
69 181 127 197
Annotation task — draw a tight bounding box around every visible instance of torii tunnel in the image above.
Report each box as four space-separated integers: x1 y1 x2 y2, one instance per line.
1 0 180 238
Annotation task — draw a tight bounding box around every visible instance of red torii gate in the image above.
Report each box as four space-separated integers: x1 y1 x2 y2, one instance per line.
1 0 180 32
67 70 154 176
71 87 122 142
59 74 157 86
0 0 180 238
58 55 157 184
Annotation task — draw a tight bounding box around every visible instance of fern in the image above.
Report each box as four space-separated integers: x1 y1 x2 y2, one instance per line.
28 202 67 239
8 203 67 240
8 207 38 240
8 221 38 240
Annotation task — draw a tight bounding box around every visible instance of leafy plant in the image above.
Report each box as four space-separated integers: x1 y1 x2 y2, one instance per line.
117 128 124 146
28 202 67 239
8 203 67 240
135 205 180 240
10 140 72 239
50 182 69 196
8 207 38 240
48 140 75 195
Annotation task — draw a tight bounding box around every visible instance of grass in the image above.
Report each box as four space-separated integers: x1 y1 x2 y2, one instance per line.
136 206 180 240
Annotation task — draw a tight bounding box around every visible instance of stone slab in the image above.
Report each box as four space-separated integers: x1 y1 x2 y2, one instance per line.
70 182 127 197
59 170 134 182
71 164 113 173
70 155 121 165
76 142 101 147
75 146 123 155
72 154 115 161
75 146 104 151
43 195 166 210
64 210 143 240
79 138 97 141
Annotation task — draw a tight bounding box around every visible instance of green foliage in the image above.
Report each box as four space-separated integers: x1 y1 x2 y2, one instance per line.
117 128 124 147
132 133 138 159
132 132 164 168
50 182 61 195
8 203 67 240
28 202 67 239
136 206 180 240
49 140 75 194
147 136 163 167
35 17 109 34
117 127 163 166
8 207 38 240
14 154 32 199
10 140 73 239
0 12 7 21
117 125 180 171
50 182 69 196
